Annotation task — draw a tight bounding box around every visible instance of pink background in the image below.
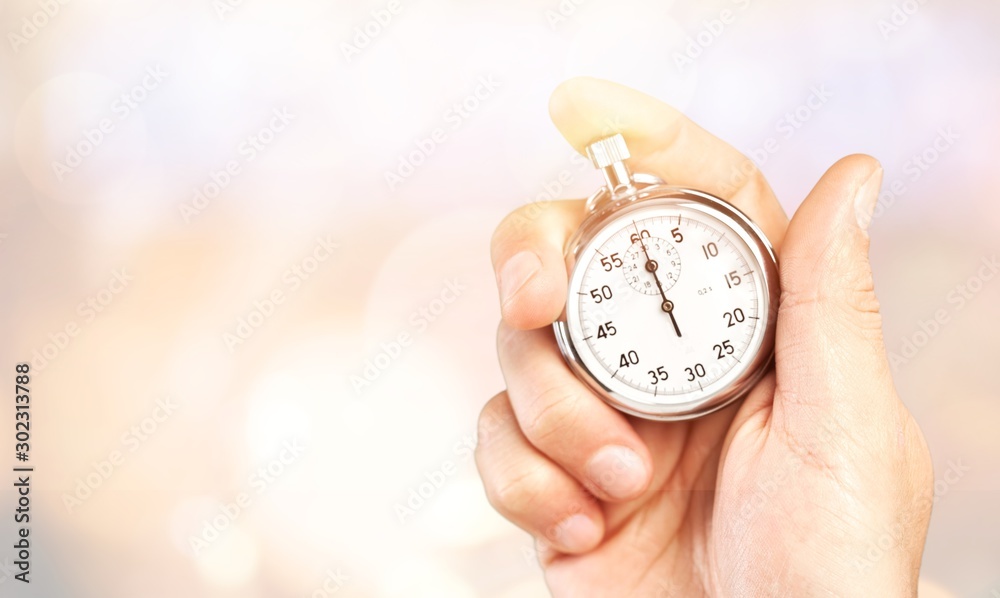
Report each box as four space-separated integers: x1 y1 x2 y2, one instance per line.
0 0 997 596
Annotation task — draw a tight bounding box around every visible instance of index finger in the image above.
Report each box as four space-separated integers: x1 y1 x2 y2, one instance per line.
549 77 788 245
491 199 584 330
493 77 789 330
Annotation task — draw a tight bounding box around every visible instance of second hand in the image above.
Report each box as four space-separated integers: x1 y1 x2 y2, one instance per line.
635 225 682 338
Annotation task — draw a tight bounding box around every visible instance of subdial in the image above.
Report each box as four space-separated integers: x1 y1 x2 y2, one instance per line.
623 237 682 295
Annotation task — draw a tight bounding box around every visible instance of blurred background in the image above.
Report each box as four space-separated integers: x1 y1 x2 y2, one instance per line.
0 0 997 596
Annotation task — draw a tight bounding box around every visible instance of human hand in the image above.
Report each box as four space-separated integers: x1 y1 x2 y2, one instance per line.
475 77 933 597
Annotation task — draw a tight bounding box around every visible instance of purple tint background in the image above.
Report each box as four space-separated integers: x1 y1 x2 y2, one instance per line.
0 0 997 596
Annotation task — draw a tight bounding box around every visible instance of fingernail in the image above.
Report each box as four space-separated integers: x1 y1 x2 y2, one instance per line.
498 251 541 306
854 166 884 232
550 514 600 553
586 445 649 500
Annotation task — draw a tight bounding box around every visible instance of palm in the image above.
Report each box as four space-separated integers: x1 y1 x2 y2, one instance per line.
541 372 869 597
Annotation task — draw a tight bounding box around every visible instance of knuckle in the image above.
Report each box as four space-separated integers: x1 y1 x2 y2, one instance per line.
779 286 881 322
522 384 582 447
487 464 548 516
496 320 517 355
773 402 849 476
825 239 881 313
475 392 512 455
777 287 820 314
492 199 584 260
779 239 884 337
492 203 550 251
726 157 772 200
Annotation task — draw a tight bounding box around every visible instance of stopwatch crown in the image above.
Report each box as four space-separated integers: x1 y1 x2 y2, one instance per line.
586 134 631 169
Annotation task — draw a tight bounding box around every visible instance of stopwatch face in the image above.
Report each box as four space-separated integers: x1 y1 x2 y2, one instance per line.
556 195 778 420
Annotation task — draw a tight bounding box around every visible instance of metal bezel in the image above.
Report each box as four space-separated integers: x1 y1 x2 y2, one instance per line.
553 184 780 421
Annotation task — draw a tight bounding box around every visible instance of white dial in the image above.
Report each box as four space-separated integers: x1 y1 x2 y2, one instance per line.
563 202 772 417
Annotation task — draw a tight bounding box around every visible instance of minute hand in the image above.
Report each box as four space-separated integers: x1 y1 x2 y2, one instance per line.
638 238 683 338
656 279 683 338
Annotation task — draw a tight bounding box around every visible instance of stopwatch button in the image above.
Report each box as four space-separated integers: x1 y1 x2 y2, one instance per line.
586 133 630 169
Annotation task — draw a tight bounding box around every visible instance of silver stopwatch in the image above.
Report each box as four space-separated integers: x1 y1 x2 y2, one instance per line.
553 134 779 421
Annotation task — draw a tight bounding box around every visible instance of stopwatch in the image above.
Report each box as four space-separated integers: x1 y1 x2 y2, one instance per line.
553 134 779 421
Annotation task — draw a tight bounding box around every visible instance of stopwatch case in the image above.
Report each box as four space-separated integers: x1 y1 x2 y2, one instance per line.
553 175 780 421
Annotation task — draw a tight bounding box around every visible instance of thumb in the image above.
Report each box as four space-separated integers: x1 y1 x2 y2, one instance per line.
773 154 897 424
769 155 934 595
